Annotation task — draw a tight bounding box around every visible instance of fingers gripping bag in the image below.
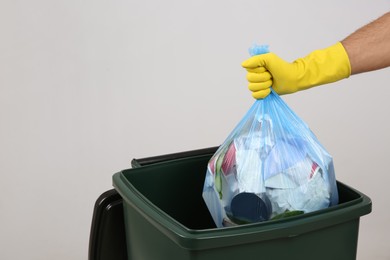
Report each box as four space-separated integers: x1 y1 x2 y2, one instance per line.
202 45 339 228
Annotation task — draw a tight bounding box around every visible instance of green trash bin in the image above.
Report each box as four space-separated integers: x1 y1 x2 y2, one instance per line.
113 153 371 260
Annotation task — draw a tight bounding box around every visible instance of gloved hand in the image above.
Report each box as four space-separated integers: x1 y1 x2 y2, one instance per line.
241 42 352 99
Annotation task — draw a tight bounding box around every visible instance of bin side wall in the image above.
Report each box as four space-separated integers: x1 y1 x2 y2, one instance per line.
123 202 360 260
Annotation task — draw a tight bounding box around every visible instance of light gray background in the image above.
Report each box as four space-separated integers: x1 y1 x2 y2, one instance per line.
1 1 389 259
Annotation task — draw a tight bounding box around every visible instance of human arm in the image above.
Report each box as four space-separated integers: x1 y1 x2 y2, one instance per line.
342 12 390 74
242 12 390 99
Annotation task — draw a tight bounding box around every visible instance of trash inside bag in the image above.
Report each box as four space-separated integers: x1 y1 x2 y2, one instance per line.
202 90 339 228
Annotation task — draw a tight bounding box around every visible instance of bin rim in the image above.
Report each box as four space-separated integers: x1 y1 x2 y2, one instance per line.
113 156 372 251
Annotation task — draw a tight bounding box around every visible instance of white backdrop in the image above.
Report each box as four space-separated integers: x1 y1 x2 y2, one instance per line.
1 1 389 259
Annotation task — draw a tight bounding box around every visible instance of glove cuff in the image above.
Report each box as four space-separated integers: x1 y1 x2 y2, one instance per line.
327 42 352 79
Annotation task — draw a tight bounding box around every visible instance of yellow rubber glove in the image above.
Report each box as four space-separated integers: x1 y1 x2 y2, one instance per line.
241 42 352 99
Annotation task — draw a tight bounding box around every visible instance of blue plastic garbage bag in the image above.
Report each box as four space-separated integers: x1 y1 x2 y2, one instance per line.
202 90 339 228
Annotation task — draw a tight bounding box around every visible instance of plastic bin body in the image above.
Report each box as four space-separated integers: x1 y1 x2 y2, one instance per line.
113 153 371 260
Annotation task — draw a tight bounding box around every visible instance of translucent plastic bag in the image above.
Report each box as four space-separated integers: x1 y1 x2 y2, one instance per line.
202 90 339 228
